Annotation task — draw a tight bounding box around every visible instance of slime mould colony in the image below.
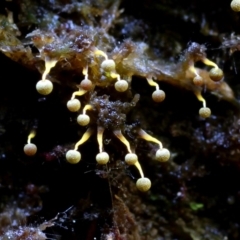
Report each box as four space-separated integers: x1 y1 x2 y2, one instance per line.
0 0 236 192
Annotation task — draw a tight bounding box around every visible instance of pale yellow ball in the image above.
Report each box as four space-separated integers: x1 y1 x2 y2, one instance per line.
125 153 138 165
24 143 37 156
136 177 151 192
152 89 166 102
36 79 53 95
96 152 109 164
101 59 116 72
199 107 211 118
231 0 240 12
114 80 128 92
156 148 170 162
209 68 223 82
67 99 81 112
66 150 81 164
77 114 90 126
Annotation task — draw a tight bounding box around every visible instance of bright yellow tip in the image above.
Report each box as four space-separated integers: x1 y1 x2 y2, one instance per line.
42 58 58 81
27 130 36 144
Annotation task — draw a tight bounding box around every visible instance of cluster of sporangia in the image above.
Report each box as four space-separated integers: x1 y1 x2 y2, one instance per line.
23 45 224 191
